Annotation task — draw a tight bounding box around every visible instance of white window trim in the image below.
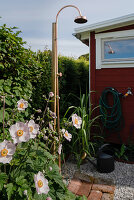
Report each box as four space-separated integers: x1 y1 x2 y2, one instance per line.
95 29 134 69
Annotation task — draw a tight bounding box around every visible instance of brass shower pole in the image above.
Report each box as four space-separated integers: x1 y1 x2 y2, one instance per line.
52 5 87 171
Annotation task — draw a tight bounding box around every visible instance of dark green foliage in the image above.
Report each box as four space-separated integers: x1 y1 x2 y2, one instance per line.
0 24 88 200
0 25 52 133
0 140 86 200
31 50 52 110
58 56 89 116
0 24 35 139
0 24 89 118
78 53 89 61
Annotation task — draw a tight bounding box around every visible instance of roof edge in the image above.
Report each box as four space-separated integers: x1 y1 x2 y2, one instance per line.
74 13 134 34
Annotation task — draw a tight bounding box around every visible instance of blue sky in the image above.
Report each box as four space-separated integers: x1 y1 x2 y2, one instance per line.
1 0 134 58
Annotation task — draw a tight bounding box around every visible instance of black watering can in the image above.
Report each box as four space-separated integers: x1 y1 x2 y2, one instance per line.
82 144 115 173
97 144 115 173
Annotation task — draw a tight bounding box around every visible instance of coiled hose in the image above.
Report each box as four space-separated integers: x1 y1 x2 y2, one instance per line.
99 87 123 131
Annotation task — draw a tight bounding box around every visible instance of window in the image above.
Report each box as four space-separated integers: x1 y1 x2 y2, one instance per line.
95 30 134 69
102 38 134 61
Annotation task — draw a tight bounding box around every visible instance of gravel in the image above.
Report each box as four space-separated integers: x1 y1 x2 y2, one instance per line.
62 159 134 200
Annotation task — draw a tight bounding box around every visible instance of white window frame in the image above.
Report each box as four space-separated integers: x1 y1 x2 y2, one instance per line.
95 30 134 69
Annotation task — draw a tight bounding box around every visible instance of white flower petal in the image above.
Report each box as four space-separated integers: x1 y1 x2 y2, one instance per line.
6 142 16 155
49 92 54 98
0 140 16 164
17 99 28 111
28 120 39 139
63 130 72 142
0 156 11 164
9 124 18 137
9 122 30 144
0 140 7 151
34 171 49 195
46 197 52 200
29 134 36 139
72 114 82 129
58 144 62 155
61 129 65 134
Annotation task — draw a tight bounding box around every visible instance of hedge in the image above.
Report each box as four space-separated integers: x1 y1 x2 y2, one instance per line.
58 56 89 116
0 24 89 120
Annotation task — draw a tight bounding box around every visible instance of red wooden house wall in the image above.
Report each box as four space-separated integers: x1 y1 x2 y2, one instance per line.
90 26 134 144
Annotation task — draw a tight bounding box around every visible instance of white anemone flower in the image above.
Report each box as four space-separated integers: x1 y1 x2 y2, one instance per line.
49 166 52 171
34 171 49 195
49 92 54 98
54 136 59 142
27 120 39 139
23 190 28 196
58 144 62 155
9 122 30 144
49 110 57 119
72 114 82 129
62 129 72 142
49 122 53 131
17 99 28 111
44 135 48 141
0 140 16 164
46 197 52 200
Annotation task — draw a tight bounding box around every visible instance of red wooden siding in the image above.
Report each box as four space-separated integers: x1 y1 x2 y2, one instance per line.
90 27 134 144
95 68 134 144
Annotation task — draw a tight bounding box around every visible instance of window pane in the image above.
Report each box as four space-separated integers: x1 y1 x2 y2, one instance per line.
104 39 134 60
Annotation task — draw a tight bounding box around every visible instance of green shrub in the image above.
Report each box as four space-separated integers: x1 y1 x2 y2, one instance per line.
58 56 89 116
31 50 52 110
0 23 89 132
0 24 36 137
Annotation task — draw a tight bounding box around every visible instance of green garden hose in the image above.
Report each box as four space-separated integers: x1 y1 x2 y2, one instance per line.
99 87 123 131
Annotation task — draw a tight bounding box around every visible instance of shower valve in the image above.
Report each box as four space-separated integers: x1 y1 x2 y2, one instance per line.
124 87 133 97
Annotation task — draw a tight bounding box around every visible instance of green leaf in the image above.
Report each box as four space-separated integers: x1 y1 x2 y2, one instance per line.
5 99 12 106
43 150 55 161
0 63 4 69
13 86 22 91
25 109 29 117
56 191 65 200
18 187 23 197
0 172 8 191
5 79 12 86
3 86 11 94
14 89 20 96
0 108 9 122
0 79 4 86
16 176 27 186
6 183 16 200
34 193 47 200
48 172 65 190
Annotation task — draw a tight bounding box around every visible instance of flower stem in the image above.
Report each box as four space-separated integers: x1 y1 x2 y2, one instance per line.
2 96 5 140
40 97 50 128
4 164 6 173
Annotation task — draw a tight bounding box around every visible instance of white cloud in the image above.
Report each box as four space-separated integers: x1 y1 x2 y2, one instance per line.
23 37 89 58
1 0 134 57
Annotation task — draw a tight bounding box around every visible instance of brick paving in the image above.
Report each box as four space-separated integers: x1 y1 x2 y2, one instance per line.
67 174 115 200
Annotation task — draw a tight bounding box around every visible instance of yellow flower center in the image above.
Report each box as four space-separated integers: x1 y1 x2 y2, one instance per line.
17 130 24 137
65 132 68 137
37 180 43 188
29 126 34 132
1 148 8 157
75 118 78 125
19 103 24 108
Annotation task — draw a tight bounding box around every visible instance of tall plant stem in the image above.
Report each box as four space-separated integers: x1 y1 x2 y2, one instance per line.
3 96 5 140
40 97 50 128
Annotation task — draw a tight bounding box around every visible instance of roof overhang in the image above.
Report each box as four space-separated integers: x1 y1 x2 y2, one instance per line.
73 13 134 46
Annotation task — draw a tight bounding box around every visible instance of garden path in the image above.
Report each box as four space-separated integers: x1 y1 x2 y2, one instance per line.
62 160 134 200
